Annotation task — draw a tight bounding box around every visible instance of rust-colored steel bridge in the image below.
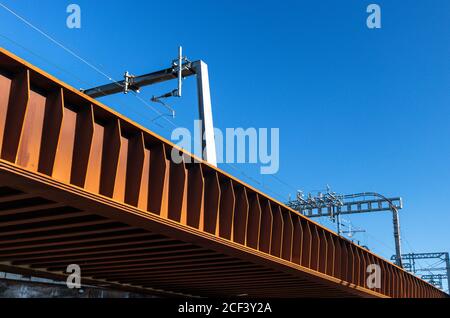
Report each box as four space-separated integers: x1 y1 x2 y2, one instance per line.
0 47 446 298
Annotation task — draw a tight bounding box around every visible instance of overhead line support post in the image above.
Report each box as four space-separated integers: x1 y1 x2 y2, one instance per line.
80 49 217 167
392 206 403 268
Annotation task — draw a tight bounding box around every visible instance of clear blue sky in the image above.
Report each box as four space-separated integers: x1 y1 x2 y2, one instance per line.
0 0 449 266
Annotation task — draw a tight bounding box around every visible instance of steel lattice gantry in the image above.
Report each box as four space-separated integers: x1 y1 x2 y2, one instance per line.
392 252 450 293
0 47 447 298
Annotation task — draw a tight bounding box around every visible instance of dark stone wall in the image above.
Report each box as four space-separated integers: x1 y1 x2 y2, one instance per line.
0 278 155 298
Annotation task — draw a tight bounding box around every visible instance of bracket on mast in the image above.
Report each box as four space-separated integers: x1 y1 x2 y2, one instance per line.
80 46 217 167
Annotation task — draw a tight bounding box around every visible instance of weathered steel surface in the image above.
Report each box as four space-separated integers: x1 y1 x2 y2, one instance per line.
0 47 447 298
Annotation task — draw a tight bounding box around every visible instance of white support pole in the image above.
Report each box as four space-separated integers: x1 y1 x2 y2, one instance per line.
193 60 217 167
177 46 183 97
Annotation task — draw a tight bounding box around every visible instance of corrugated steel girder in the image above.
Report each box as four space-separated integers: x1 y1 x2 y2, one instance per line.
0 47 447 298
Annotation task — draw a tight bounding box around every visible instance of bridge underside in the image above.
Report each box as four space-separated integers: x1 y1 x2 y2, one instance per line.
0 167 357 298
0 47 446 298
